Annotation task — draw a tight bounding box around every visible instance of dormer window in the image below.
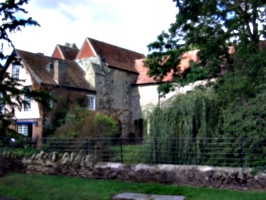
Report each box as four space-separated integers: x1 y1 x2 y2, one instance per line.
12 63 20 79
46 63 53 73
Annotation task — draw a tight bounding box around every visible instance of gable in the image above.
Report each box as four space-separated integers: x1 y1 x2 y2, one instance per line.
52 46 64 59
76 37 145 73
77 39 96 59
52 44 79 60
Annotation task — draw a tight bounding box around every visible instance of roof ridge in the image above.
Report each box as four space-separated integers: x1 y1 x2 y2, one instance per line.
57 44 79 50
87 37 145 56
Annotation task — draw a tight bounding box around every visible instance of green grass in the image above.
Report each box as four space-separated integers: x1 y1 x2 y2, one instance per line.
109 144 144 163
0 173 266 200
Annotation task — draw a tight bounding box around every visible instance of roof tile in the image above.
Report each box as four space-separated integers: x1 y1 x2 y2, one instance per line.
87 37 145 73
134 50 198 85
15 49 93 91
53 44 79 60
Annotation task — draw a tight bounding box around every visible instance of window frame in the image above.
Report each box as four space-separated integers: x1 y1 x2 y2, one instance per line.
48 92 53 109
87 95 96 110
18 124 28 136
11 63 20 79
24 86 31 111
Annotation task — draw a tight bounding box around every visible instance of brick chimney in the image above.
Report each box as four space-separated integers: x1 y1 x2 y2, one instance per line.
53 60 66 85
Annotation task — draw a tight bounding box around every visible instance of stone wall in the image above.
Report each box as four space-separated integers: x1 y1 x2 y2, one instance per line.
0 152 23 177
78 56 139 137
1 151 266 190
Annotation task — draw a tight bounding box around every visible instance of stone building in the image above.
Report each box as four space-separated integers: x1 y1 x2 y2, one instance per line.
4 37 198 139
52 37 145 138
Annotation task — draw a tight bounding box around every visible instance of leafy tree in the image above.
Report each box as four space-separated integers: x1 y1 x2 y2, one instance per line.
145 0 266 91
145 0 266 130
143 0 266 167
0 0 53 136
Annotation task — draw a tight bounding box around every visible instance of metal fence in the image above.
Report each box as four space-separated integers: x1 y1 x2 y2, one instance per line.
1 137 266 168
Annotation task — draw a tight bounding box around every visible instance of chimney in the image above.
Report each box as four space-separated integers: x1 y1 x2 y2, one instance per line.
65 42 78 49
53 60 66 85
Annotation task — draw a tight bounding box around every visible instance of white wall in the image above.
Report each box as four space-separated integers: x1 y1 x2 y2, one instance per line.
6 63 40 120
137 80 208 115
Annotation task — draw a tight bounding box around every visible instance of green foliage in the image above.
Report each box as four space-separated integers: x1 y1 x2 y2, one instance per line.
43 94 86 136
92 112 118 138
109 144 144 163
55 105 118 139
143 0 266 167
48 106 118 160
146 0 266 91
212 45 266 167
216 46 266 108
147 88 218 138
142 89 219 164
3 144 39 157
0 0 40 61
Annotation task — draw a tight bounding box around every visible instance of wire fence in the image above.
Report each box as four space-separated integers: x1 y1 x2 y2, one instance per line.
1 136 266 168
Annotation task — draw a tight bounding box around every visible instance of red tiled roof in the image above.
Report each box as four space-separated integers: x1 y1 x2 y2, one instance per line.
134 50 198 85
15 49 93 91
79 37 145 73
52 44 79 60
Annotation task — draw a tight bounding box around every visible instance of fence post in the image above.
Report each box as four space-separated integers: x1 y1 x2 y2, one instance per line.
119 141 123 163
240 137 244 168
85 138 89 154
154 138 158 164
33 136 37 149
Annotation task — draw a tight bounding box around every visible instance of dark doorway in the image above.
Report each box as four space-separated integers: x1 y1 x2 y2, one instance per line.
134 118 143 142
28 124 33 138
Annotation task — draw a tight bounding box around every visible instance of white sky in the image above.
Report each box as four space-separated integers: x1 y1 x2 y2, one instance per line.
6 0 178 57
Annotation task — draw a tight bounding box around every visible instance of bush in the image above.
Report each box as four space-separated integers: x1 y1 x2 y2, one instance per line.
49 105 119 160
55 105 119 139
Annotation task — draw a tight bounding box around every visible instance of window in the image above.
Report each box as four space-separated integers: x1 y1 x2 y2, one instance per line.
24 95 31 111
24 87 31 111
49 92 53 109
46 63 53 73
12 64 20 79
87 95 96 110
18 124 28 136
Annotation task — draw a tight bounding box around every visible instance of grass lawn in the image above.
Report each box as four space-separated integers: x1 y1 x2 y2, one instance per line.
0 173 266 200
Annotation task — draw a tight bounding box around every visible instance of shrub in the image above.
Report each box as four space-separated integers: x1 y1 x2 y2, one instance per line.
49 105 119 160
55 105 118 139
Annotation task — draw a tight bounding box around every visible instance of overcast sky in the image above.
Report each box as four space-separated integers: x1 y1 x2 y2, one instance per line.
6 0 177 57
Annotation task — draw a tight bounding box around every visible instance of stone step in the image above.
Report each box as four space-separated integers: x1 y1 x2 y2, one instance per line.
112 192 185 200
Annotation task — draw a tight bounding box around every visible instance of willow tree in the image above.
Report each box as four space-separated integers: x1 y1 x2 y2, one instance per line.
143 89 219 164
